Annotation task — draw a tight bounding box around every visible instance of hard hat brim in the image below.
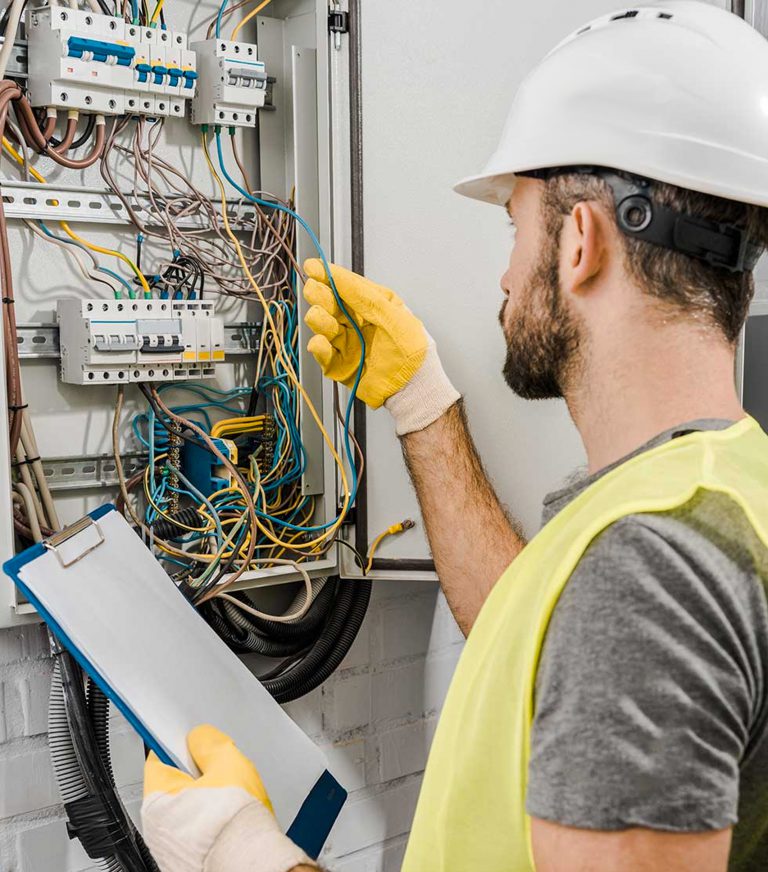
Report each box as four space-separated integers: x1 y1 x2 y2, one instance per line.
453 172 517 207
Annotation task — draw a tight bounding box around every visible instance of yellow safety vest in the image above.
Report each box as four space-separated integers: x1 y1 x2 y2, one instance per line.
402 416 768 872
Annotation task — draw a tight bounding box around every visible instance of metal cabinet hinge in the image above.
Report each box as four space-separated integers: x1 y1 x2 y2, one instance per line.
328 10 349 34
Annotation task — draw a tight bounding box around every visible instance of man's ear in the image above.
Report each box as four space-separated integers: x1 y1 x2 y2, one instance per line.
561 201 608 295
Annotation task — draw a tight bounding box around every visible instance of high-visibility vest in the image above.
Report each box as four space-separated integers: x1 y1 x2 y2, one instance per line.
402 417 768 872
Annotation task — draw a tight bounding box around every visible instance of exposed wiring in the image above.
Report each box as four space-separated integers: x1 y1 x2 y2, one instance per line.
230 0 272 41
365 520 416 573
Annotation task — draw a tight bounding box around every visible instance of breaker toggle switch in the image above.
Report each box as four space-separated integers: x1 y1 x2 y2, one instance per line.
66 36 134 66
135 61 152 84
226 67 267 90
140 334 184 354
183 69 198 90
152 64 168 86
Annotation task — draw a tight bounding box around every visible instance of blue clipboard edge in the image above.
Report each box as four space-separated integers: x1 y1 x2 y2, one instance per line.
2 504 347 858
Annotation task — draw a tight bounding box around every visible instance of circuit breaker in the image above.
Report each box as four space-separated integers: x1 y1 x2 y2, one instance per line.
26 6 198 118
190 38 266 127
57 298 225 384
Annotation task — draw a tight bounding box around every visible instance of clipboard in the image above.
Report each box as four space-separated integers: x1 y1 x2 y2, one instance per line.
3 504 346 859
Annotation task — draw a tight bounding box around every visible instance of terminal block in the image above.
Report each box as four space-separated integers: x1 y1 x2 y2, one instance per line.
26 6 197 118
57 299 225 384
189 38 266 127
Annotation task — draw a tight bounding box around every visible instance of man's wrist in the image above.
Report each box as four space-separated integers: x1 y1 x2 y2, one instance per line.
384 339 461 436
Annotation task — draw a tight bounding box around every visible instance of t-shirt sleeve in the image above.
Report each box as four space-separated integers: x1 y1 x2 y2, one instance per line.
526 512 756 832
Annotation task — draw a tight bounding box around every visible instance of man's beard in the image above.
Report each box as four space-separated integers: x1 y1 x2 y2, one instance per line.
499 232 582 401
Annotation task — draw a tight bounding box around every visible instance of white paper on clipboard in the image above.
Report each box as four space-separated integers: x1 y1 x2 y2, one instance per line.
7 506 342 833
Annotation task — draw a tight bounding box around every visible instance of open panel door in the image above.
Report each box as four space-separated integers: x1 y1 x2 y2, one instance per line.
340 0 735 579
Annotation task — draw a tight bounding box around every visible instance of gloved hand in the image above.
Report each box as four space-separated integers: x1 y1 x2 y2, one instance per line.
141 725 316 872
303 259 460 435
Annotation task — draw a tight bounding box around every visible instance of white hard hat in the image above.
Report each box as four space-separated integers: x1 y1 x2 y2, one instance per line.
455 1 768 210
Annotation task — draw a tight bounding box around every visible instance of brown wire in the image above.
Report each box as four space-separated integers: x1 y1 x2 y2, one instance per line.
52 117 77 153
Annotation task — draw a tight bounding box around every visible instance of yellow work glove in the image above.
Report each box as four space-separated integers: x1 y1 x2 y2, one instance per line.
303 259 460 435
141 725 316 872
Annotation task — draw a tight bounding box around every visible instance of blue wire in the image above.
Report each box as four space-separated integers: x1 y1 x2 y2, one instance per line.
214 0 229 37
37 221 135 299
97 267 134 299
213 131 365 507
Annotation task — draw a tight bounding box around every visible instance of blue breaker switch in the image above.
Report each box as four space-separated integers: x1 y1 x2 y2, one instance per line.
182 69 198 90
167 66 182 87
152 64 168 86
67 37 135 66
136 62 152 84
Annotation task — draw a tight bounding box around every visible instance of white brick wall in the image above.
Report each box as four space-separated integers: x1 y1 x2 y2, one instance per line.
0 581 463 871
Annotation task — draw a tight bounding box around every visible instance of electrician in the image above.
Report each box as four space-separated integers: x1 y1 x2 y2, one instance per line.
141 2 768 871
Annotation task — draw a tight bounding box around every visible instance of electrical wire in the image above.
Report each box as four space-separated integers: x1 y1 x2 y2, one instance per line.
230 0 272 41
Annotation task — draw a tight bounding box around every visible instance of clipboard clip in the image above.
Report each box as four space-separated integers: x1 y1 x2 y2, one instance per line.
43 516 105 568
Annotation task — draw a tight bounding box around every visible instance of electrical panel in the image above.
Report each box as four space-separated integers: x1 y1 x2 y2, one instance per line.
57 298 225 384
26 6 198 118
190 38 266 127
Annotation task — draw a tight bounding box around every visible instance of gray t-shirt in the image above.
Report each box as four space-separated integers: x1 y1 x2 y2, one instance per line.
526 419 768 872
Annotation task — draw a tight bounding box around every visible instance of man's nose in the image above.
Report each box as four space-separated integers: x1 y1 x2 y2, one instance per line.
500 273 511 297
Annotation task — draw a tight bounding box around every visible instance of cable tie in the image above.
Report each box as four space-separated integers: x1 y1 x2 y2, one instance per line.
2 297 14 304
8 402 28 411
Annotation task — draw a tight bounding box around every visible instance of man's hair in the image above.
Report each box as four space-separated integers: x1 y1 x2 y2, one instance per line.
541 172 768 343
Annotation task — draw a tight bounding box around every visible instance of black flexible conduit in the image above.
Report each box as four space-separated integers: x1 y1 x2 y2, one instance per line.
261 578 372 703
50 645 160 872
149 506 205 540
59 651 148 872
86 679 159 872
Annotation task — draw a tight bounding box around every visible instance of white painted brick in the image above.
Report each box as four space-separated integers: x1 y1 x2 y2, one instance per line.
339 617 371 671
324 777 422 857
1 666 52 739
324 845 378 872
377 718 438 783
428 591 465 651
281 686 325 740
15 799 141 872
326 673 371 734
0 626 49 667
109 726 146 789
16 816 93 872
320 738 366 793
374 593 438 663
423 648 462 714
0 744 59 818
382 835 410 872
371 660 425 725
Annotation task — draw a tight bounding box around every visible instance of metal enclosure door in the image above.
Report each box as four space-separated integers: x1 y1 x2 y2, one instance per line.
351 0 731 575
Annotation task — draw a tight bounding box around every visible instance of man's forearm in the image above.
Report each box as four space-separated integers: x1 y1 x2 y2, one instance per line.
401 401 525 634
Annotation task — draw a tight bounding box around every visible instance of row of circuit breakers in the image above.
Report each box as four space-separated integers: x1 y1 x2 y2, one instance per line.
28 5 269 124
57 300 227 384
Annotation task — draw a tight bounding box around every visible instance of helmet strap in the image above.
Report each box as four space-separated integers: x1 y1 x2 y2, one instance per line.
517 166 763 273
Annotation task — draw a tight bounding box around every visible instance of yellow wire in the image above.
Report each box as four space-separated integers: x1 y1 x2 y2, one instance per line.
211 415 265 439
143 462 214 534
1 138 148 298
2 137 48 185
230 0 272 41
365 521 415 574
149 0 164 24
59 222 151 297
201 132 350 552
